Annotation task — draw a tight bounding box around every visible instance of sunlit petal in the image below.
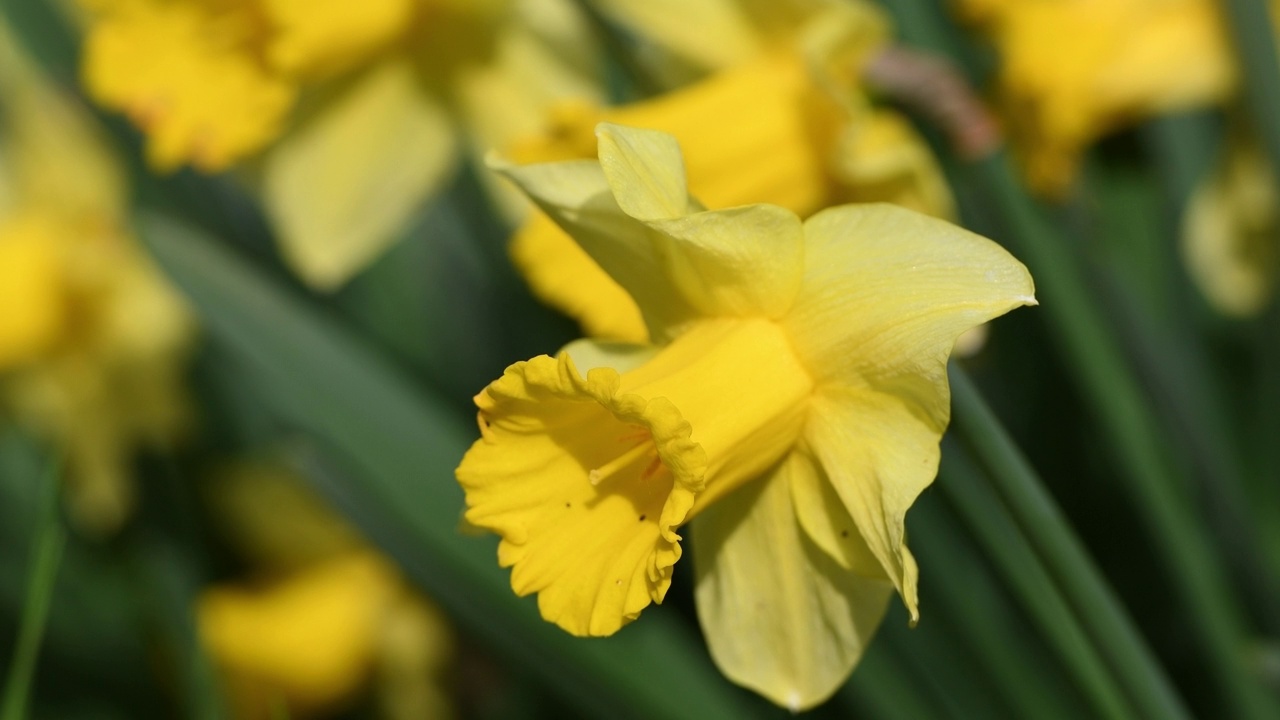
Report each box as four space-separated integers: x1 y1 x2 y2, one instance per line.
694 452 893 711
784 203 1036 389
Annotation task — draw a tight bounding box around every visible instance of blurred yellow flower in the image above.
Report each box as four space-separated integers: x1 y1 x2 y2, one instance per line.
200 463 453 720
0 23 192 534
955 0 1242 196
506 0 954 343
0 219 66 370
80 0 604 289
591 0 852 78
457 124 1035 708
1183 134 1279 316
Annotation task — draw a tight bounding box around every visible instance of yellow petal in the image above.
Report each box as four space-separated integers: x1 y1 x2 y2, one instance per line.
693 451 893 711
589 0 761 71
504 125 808 336
829 110 956 219
783 203 1036 390
596 122 699 221
0 158 12 218
200 553 396 711
970 0 1236 196
373 592 456 720
1182 139 1278 317
453 0 605 159
597 123 807 329
560 338 658 373
509 54 837 216
208 462 366 574
493 152 702 337
457 318 812 636
263 57 457 290
59 407 134 535
779 204 1033 619
0 215 66 370
503 123 809 338
647 204 805 321
504 54 839 342
81 0 295 171
262 0 415 80
803 388 931 622
509 212 649 342
0 20 125 219
787 444 885 578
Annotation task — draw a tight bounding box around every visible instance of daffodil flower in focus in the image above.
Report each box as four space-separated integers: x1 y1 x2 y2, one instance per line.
79 0 604 289
506 0 954 343
955 0 1247 197
457 123 1036 709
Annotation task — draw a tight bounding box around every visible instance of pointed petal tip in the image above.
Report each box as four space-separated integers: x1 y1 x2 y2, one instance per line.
593 121 616 140
483 148 513 172
786 690 803 714
593 120 637 142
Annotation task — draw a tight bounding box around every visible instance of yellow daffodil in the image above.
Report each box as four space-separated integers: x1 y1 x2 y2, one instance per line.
955 0 1245 196
506 0 954 343
80 0 604 289
200 463 454 720
1183 134 1279 316
590 0 848 79
0 22 192 534
457 123 1035 708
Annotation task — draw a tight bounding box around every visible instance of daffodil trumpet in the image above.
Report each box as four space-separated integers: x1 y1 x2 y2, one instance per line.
456 123 1035 709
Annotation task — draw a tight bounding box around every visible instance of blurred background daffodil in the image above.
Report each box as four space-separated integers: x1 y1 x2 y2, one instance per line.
199 462 454 720
80 0 606 289
0 22 192 534
506 0 955 343
957 0 1280 318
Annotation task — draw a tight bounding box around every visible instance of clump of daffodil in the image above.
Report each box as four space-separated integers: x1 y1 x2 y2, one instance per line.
199 462 454 720
0 22 192 534
79 0 604 289
505 0 954 344
456 123 1036 709
955 0 1246 197
1182 132 1279 317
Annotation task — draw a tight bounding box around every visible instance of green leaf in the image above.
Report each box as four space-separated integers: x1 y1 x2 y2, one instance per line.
948 367 1194 720
965 150 1276 719
140 212 760 720
1 454 64 720
937 444 1133 720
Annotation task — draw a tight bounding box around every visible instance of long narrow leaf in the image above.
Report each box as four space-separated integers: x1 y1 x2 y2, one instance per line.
1 456 64 720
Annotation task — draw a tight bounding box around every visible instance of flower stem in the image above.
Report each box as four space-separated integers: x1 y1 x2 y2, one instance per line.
912 496 1102 719
1 454 65 720
1219 0 1280 609
1219 0 1280 179
947 367 1191 720
839 637 952 719
966 153 1277 719
937 443 1135 720
868 6 1278 705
